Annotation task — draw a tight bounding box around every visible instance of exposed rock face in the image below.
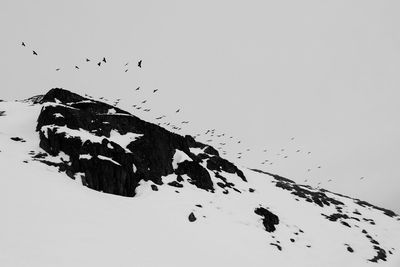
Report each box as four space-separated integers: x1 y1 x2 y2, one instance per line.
255 207 279 232
36 88 246 197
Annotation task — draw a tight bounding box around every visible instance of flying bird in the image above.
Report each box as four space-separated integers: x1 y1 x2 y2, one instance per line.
125 62 129 66
125 69 128 73
86 58 90 62
21 42 26 47
102 57 107 63
142 100 147 104
32 50 38 55
153 89 158 93
97 62 101 67
175 109 180 113
75 66 79 69
55 68 60 71
135 87 140 91
138 60 142 68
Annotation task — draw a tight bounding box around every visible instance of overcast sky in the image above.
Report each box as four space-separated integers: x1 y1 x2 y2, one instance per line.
1 0 399 213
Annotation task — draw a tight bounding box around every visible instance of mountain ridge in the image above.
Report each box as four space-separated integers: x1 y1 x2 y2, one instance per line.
0 88 399 267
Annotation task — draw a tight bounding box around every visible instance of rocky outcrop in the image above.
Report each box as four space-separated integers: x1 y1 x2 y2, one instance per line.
255 207 279 232
36 88 246 197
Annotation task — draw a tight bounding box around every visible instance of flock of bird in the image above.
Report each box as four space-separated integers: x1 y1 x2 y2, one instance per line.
20 41 367 185
21 41 143 72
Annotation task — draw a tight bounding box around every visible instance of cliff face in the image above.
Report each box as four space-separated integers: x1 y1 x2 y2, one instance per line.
36 88 246 197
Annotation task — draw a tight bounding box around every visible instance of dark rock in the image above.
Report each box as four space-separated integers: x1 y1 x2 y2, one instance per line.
369 246 387 262
176 161 213 191
151 184 158 191
217 182 226 188
11 137 26 142
346 245 354 253
207 156 246 181
168 181 183 188
188 212 197 222
35 88 245 197
176 175 184 182
255 207 279 232
204 146 219 156
270 243 282 251
341 221 351 228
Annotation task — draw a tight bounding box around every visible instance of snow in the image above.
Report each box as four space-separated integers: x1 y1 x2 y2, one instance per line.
189 147 204 155
1 100 400 267
39 126 142 153
79 154 92 160
132 163 137 173
172 149 192 169
97 155 121 166
53 113 64 118
107 108 116 115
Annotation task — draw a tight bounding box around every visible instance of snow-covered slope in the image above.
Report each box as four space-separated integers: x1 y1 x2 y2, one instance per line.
0 92 399 267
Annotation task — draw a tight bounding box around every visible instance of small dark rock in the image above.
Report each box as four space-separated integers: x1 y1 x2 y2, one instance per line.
346 245 354 253
188 212 197 222
176 175 184 182
11 137 26 142
151 184 158 191
341 221 351 228
270 243 282 251
168 181 183 188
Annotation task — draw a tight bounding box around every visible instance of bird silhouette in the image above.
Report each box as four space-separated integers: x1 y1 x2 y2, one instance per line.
55 68 60 71
125 62 129 66
360 177 365 180
125 69 128 72
32 50 38 55
153 89 158 93
138 60 142 68
102 57 107 63
75 66 79 70
22 42 26 47
86 58 90 62
175 109 180 113
135 87 140 91
296 150 301 152
97 62 101 67
142 100 147 104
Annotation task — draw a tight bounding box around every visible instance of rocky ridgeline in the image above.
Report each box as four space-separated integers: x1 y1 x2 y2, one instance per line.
36 88 246 197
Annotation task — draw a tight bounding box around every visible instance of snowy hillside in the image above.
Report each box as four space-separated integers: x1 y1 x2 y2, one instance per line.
0 89 399 267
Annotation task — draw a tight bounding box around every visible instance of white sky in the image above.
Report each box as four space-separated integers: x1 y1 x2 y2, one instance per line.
1 0 399 213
